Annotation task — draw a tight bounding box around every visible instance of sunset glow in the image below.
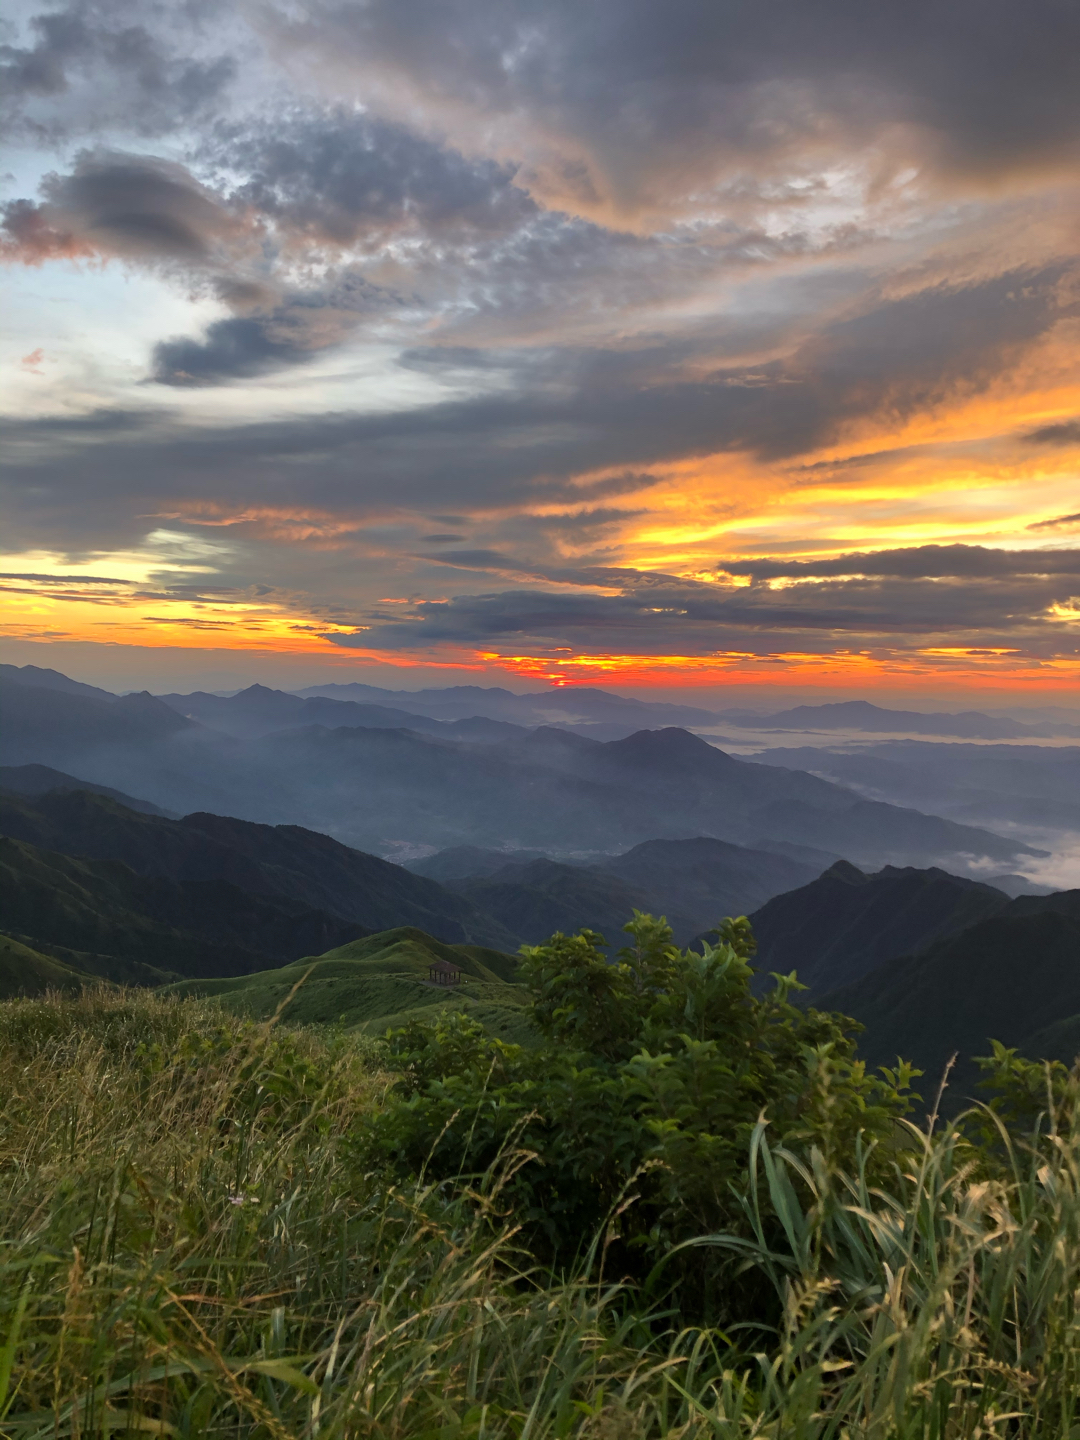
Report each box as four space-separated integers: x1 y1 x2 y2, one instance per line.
1 0 1077 698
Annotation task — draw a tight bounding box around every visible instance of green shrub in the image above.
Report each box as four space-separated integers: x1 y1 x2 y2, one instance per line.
367 914 919 1314
4 982 1080 1435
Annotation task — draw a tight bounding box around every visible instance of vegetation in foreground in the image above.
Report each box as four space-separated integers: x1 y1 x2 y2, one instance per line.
3 918 1080 1437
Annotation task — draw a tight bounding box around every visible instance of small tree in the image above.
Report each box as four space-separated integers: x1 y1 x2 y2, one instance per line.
367 914 918 1315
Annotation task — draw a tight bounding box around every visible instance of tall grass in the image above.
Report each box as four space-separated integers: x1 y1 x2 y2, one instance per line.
2 986 1079 1437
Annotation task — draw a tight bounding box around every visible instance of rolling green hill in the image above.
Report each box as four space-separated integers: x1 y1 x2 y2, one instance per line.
0 834 366 981
0 787 518 949
0 933 89 999
164 926 533 1043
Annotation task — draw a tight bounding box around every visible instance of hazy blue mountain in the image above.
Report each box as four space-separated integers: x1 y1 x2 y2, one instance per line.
293 680 721 728
1 669 1046 873
0 763 175 816
408 846 555 882
597 837 817 934
0 663 118 702
743 860 1009 995
0 788 518 949
724 699 1058 739
448 858 658 946
757 741 1080 834
154 683 527 742
420 835 819 944
820 890 1080 1102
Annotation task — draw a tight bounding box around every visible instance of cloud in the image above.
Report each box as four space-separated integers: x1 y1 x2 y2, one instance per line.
716 545 1080 580
3 252 1074 542
3 0 1079 685
1028 513 1080 533
1 0 237 140
212 107 537 248
310 545 1080 662
1 150 246 266
149 271 392 383
1025 419 1080 446
282 0 1080 217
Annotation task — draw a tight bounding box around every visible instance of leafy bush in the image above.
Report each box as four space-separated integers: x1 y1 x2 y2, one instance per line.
367 914 919 1312
4 982 1080 1435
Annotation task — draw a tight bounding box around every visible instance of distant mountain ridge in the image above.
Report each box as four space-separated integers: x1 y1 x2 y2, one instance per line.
412 834 819 945
819 890 1080 1103
154 683 526 742
292 680 722 728
0 787 518 950
743 860 1010 994
441 837 820 945
725 699 1072 740
0 668 1046 873
0 763 175 816
756 740 1080 839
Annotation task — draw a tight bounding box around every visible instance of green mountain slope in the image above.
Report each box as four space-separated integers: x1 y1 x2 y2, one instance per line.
0 835 367 980
820 890 1080 1101
448 859 659 945
0 788 517 949
165 926 531 1042
426 837 818 945
744 860 1009 994
0 933 89 999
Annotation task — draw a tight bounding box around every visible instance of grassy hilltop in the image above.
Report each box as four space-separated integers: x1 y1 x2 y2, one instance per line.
5 921 1080 1435
165 926 534 1044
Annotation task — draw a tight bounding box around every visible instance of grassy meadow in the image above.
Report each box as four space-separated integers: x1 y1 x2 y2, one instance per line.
3 979 1080 1438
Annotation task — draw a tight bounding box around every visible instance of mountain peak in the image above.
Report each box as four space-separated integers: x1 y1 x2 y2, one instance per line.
821 859 868 885
606 727 732 767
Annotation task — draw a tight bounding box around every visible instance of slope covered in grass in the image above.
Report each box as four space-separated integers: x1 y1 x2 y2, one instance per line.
164 925 532 1041
0 834 366 980
4 984 1080 1436
0 932 87 998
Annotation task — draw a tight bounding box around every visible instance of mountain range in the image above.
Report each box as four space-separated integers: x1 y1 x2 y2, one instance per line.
0 667 1045 873
431 838 816 946
724 699 1080 740
2 736 1078 1100
0 786 518 952
742 860 1011 994
9 663 1074 741
758 740 1080 839
819 890 1080 1103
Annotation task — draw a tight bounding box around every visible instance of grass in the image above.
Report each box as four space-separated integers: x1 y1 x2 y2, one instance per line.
162 927 533 1044
3 985 1080 1436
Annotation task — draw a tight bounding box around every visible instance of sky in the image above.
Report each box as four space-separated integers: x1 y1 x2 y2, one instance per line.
1 0 1079 700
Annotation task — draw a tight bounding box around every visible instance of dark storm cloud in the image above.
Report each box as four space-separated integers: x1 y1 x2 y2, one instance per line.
211 108 537 246
151 316 313 385
716 545 1080 581
1025 419 1080 446
1 0 236 140
1 151 244 265
150 271 392 383
2 255 1074 546
326 554 1080 658
291 0 1080 199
